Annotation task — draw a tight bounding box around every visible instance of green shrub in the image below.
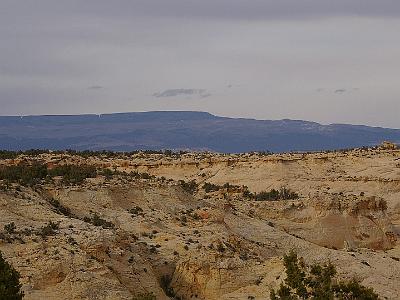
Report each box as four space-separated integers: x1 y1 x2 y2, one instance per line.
140 173 154 180
48 164 96 184
0 162 98 186
178 180 198 195
270 250 379 300
85 213 114 229
0 163 47 186
4 222 16 234
132 292 156 300
100 168 114 180
129 206 144 217
0 151 18 160
49 198 71 216
333 279 379 300
0 251 24 299
203 182 221 193
39 221 59 238
255 188 299 201
222 182 240 190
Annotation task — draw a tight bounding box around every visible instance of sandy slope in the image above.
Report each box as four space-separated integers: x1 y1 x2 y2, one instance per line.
0 147 399 299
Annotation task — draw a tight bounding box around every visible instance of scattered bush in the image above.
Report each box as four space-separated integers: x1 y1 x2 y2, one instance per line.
0 162 98 186
270 250 379 300
86 213 114 229
67 237 77 246
140 173 153 180
0 163 47 186
132 293 156 300
49 198 71 216
0 251 24 299
255 188 299 201
129 206 144 217
0 151 19 160
222 182 241 191
39 221 59 238
178 180 198 195
100 168 114 180
202 182 243 193
4 222 16 234
48 164 97 184
202 182 221 193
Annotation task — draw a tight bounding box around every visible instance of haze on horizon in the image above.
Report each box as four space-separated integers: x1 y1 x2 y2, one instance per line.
1 0 400 128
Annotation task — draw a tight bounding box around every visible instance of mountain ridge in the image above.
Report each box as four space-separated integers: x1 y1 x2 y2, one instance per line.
0 111 399 152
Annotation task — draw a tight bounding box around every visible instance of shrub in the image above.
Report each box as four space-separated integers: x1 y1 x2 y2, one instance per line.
48 164 97 184
203 182 221 193
270 250 379 300
0 162 98 186
129 206 144 217
49 198 71 217
0 151 18 160
0 163 47 186
222 182 240 191
0 251 24 299
39 221 59 237
87 213 114 229
333 279 379 300
140 173 153 180
4 222 16 234
255 188 299 201
178 180 198 195
132 293 156 300
100 168 114 180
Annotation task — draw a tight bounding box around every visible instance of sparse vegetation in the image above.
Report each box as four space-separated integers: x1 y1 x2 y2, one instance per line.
39 221 59 238
270 250 379 300
253 187 299 201
129 206 144 217
85 213 114 229
178 180 198 195
0 163 48 186
0 162 98 186
132 292 156 300
49 198 71 216
202 182 221 193
0 148 398 299
0 150 19 160
4 222 16 234
100 168 114 180
202 182 244 193
48 164 97 184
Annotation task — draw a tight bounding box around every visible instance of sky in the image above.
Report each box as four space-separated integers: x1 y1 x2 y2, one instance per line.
1 0 400 128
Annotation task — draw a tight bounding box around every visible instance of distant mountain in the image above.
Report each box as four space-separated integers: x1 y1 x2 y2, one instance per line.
0 111 399 153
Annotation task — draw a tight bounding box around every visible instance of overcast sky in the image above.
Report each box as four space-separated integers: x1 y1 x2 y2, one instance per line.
1 0 399 128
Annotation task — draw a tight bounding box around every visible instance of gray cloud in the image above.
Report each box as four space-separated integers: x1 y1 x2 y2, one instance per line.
153 89 211 99
0 1 399 128
88 86 103 90
3 1 400 21
317 88 360 94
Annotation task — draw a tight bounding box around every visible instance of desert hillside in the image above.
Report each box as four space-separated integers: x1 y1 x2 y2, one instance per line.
1 145 400 299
